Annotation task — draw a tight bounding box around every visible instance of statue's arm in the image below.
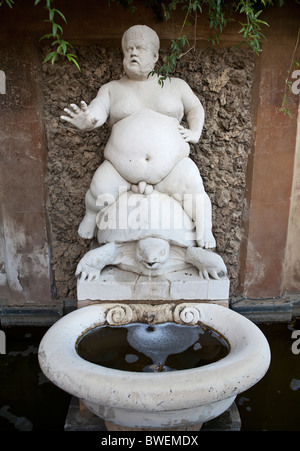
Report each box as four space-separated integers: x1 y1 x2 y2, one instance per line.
60 84 110 131
178 80 205 144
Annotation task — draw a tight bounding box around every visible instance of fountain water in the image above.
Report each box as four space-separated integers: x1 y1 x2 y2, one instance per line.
76 321 230 372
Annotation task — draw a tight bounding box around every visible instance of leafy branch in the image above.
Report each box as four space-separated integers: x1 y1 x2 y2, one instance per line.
0 0 79 69
149 1 202 85
149 34 191 86
149 0 273 84
107 0 137 13
207 0 230 45
0 0 14 7
0 0 286 74
1 0 299 115
36 0 80 70
236 1 269 55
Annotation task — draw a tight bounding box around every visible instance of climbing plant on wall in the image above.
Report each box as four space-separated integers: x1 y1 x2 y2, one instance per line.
0 0 80 69
0 0 292 68
0 0 299 113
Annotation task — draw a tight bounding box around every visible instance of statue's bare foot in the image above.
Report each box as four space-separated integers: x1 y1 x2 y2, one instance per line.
78 215 96 239
197 230 216 249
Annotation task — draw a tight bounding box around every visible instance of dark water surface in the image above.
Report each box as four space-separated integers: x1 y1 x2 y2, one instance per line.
0 318 299 431
76 322 230 372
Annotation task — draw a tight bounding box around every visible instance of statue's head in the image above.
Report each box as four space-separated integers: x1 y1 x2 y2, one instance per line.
135 237 170 270
121 25 160 80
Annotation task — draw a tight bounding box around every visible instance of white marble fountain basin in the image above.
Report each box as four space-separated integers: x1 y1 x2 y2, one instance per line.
38 303 271 430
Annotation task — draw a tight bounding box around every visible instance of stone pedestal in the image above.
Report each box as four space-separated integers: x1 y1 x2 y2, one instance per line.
64 397 241 431
77 267 230 308
74 265 231 431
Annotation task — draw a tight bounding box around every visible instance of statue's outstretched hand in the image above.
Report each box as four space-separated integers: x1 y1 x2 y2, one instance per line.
178 125 199 144
60 101 99 130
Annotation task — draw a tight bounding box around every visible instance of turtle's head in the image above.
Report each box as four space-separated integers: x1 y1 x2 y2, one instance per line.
136 237 170 270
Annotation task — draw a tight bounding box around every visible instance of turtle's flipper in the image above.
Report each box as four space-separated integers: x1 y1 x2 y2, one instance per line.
185 246 227 280
75 243 118 280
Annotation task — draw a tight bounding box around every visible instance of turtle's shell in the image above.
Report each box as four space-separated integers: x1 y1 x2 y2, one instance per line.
96 190 196 247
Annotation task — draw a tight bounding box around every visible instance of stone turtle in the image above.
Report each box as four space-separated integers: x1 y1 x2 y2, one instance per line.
75 190 227 281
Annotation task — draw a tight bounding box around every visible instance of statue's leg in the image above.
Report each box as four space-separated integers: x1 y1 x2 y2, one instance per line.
78 160 131 239
155 157 216 248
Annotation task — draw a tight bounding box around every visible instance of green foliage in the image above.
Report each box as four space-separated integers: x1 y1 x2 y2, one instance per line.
0 0 288 73
149 34 190 86
0 0 14 7
108 0 137 12
0 0 298 114
146 1 276 83
236 2 270 55
35 0 80 70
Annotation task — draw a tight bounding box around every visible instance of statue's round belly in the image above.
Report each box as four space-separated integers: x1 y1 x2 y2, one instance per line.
104 109 189 185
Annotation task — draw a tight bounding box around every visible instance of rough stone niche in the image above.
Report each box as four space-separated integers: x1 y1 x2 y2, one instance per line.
42 45 255 299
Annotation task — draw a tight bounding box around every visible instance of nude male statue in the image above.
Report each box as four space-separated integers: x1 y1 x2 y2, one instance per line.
61 25 215 249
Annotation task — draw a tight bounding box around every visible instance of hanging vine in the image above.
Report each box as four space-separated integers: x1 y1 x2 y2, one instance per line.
0 0 299 114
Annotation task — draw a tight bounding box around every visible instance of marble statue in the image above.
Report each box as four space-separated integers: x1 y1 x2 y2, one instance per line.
61 25 227 281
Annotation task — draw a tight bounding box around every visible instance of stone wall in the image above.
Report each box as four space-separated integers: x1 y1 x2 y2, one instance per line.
42 46 255 299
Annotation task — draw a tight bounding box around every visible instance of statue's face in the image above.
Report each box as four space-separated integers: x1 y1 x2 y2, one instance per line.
135 237 170 270
122 32 158 80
